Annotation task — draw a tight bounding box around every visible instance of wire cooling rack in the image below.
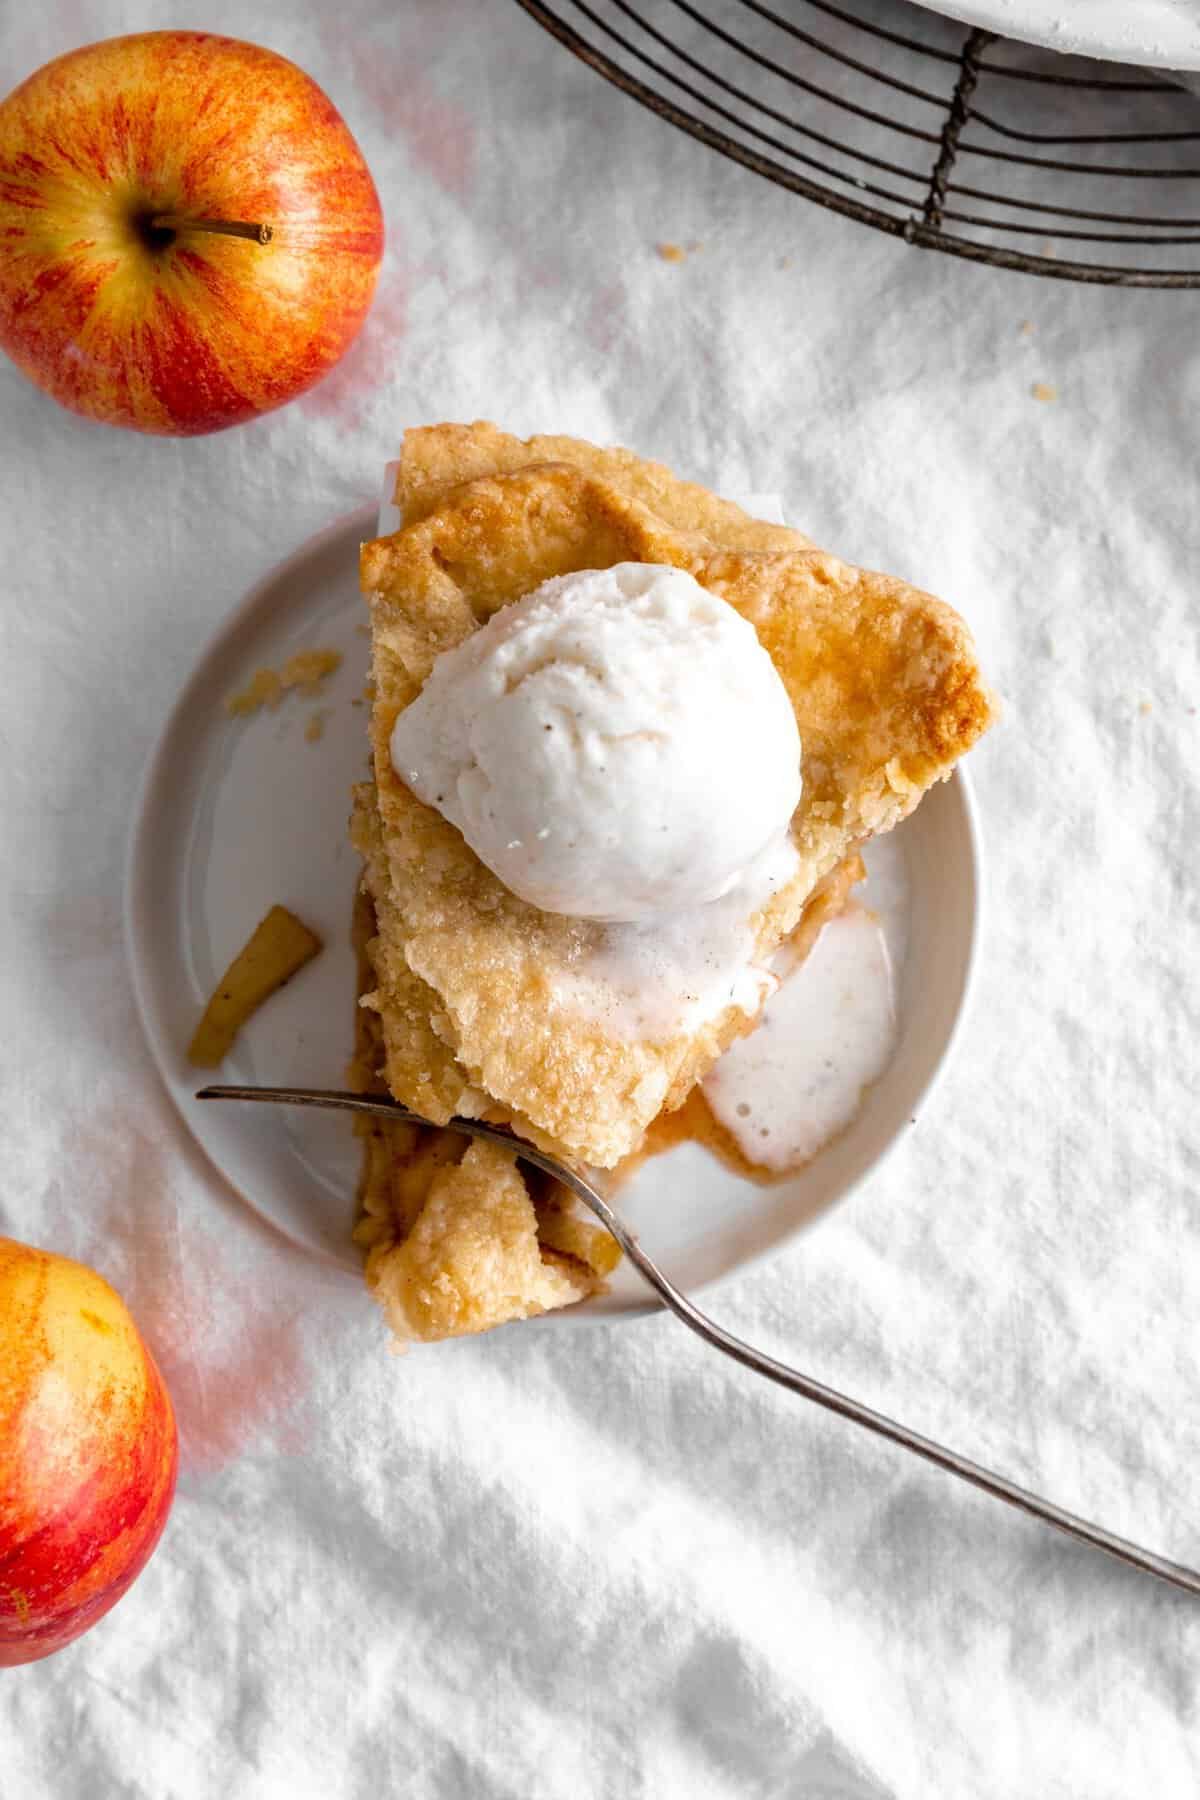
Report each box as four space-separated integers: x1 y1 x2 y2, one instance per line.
514 0 1200 287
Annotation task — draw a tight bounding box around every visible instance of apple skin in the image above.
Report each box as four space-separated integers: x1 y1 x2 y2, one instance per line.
0 32 384 434
0 1236 178 1666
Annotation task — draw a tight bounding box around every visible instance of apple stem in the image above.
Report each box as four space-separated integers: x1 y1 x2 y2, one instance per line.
150 215 274 246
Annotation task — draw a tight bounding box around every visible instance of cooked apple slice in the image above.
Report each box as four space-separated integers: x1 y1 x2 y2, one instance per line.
188 905 322 1067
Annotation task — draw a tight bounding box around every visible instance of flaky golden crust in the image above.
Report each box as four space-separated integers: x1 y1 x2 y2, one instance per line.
349 863 617 1344
364 1139 597 1342
360 460 996 1170
352 849 863 1344
350 781 486 1123
394 420 813 552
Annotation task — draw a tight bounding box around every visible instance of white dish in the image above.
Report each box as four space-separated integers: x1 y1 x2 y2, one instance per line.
921 0 1200 72
125 506 982 1317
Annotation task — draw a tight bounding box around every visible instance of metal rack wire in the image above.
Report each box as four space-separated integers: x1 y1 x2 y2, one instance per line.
514 0 1200 286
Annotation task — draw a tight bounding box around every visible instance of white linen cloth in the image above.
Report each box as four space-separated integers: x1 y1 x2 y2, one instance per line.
3 3 1199 1795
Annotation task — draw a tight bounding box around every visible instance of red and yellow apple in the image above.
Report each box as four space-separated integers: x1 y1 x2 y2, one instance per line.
0 32 384 434
0 1236 178 1666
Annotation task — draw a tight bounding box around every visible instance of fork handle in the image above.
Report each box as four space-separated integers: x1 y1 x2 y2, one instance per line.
585 1193 1200 1598
197 1084 1200 1597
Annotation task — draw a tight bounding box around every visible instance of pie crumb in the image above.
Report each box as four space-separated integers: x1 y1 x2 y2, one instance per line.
1020 319 1034 336
227 647 342 716
283 648 343 696
1031 382 1057 403
656 241 687 263
1139 699 1153 716
305 709 330 743
226 668 283 715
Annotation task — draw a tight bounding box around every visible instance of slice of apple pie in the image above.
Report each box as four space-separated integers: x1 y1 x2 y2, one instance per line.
352 423 996 1344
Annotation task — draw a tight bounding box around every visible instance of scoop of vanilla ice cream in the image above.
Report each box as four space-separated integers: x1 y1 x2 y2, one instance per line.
389 562 802 923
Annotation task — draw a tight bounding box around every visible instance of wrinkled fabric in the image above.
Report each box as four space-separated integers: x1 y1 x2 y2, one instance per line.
2 3 1199 1796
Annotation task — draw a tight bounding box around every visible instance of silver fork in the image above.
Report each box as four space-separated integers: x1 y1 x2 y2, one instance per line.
198 1083 1200 1598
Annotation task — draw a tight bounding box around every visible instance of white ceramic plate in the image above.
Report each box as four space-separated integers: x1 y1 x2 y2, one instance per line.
125 506 982 1317
922 0 1200 71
